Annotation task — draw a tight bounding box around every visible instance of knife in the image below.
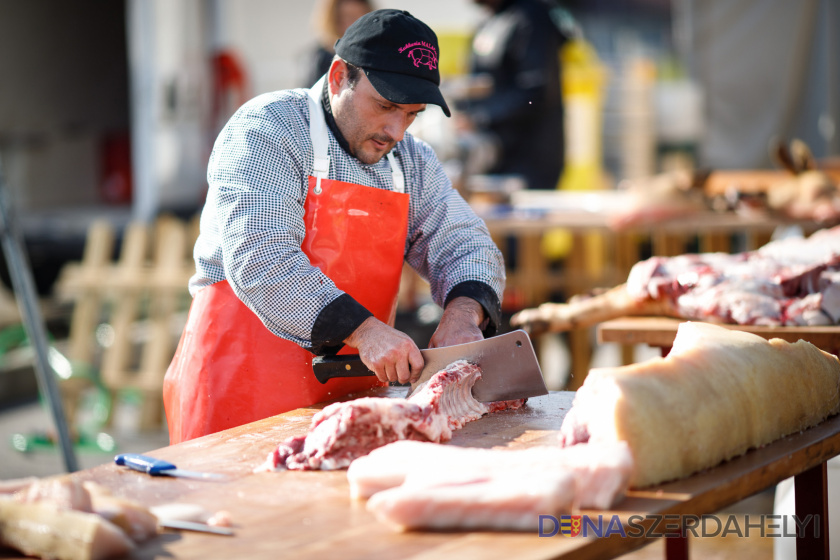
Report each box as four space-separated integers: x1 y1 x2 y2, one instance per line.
115 454 228 481
157 518 235 536
311 329 547 402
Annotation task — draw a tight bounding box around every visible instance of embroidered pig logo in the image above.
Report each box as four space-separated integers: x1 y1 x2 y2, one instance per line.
406 47 437 70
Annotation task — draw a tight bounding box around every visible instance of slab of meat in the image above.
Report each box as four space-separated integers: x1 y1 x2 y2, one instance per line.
607 169 708 231
512 225 840 331
366 469 577 532
0 475 159 560
256 360 526 471
560 321 840 488
0 500 136 560
347 439 634 510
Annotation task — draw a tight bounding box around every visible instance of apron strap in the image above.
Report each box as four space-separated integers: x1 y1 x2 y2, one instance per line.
307 77 331 195
386 152 405 194
306 76 405 195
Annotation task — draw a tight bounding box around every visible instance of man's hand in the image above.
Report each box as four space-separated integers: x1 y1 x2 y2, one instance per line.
428 297 487 349
344 317 424 384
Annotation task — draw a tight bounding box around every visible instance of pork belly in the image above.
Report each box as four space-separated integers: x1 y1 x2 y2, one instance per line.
366 469 577 532
257 360 526 471
347 440 634 510
560 321 840 488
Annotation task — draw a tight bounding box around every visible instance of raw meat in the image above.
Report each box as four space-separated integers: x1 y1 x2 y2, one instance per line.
511 225 840 330
83 482 159 543
17 475 93 512
256 360 526 471
347 439 634 510
0 500 135 560
762 138 840 223
0 475 159 560
608 169 708 231
560 321 840 488
366 469 577 532
0 477 38 494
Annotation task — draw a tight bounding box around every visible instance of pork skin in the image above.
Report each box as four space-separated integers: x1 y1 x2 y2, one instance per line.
366 469 577 532
561 321 840 487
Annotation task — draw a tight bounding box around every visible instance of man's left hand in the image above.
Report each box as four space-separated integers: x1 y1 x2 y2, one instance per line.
428 297 487 348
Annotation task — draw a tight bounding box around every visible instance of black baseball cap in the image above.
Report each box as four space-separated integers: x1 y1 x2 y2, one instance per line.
334 9 451 117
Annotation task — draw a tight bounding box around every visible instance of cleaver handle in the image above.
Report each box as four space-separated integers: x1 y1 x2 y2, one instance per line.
312 355 373 384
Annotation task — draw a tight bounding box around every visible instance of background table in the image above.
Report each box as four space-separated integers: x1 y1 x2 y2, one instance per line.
597 317 840 357
472 193 819 387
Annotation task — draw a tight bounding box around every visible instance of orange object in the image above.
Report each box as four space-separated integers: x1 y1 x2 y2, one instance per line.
100 131 132 204
211 50 249 122
163 176 409 444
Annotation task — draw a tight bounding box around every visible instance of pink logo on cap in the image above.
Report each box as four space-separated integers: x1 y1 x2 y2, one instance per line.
398 41 438 71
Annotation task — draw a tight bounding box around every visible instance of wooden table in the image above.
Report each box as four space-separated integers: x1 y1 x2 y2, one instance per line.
4 387 838 560
598 317 840 357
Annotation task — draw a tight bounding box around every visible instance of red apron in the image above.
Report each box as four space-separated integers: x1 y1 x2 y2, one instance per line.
163 79 409 443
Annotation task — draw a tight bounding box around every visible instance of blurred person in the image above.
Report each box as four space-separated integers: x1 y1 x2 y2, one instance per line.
163 10 505 444
457 0 569 190
305 0 375 87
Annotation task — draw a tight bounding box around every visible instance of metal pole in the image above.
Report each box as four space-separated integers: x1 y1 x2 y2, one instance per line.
0 158 78 472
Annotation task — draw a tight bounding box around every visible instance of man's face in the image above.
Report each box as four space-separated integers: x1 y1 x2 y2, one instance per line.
329 61 426 165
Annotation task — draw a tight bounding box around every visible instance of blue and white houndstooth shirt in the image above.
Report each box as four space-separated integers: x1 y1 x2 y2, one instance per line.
191 82 504 354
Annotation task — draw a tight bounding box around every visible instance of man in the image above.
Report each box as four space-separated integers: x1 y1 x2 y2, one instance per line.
458 0 568 190
163 9 505 444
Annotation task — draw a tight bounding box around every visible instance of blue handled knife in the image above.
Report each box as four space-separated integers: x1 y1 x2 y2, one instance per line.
115 453 228 481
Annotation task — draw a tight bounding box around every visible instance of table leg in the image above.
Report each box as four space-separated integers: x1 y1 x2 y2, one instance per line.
664 533 688 560
794 462 829 559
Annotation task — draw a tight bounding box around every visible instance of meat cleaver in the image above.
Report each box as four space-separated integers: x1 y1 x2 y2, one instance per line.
311 329 547 402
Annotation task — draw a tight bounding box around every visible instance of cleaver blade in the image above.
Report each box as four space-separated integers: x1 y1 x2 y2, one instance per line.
405 329 548 402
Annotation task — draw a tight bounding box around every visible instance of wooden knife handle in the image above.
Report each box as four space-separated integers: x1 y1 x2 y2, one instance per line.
312 355 374 384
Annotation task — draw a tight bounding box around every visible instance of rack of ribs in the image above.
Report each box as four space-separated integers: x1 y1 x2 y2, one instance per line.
256 360 526 471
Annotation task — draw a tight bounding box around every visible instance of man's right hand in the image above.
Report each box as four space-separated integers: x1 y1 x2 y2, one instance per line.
344 317 424 384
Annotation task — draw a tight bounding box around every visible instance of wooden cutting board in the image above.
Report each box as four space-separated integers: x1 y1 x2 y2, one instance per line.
3 388 840 560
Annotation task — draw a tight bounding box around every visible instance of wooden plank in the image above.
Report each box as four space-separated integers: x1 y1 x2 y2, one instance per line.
134 216 189 427
17 388 840 560
597 317 840 355
56 221 116 431
99 222 149 393
61 220 115 365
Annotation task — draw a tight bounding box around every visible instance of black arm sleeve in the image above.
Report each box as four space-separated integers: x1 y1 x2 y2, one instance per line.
444 280 503 338
308 294 373 355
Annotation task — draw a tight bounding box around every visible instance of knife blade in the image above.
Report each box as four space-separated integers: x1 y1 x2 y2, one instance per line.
312 329 547 403
157 519 235 536
115 454 228 481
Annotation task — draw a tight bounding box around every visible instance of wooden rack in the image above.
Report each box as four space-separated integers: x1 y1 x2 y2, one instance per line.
55 215 198 430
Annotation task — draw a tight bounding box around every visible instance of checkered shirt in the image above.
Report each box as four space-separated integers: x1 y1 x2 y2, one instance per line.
191 87 505 353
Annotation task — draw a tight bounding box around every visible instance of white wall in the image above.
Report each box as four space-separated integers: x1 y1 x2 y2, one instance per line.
221 0 486 94
127 0 488 219
0 1 129 212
